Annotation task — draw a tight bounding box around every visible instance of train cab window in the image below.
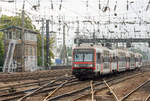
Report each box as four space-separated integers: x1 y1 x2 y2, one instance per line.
96 53 101 63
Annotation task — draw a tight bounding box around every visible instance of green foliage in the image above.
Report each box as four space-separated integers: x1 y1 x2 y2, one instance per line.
37 34 55 66
0 14 35 67
0 32 4 67
0 14 55 67
0 14 35 30
67 47 72 57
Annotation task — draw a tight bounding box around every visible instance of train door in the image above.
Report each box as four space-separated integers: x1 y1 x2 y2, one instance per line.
117 56 119 72
110 56 112 72
101 56 104 74
129 57 131 69
112 56 117 72
103 56 110 74
135 57 138 68
126 57 130 70
96 53 101 73
119 56 126 71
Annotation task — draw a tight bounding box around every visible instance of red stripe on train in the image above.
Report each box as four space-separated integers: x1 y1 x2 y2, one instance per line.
72 67 95 70
73 62 93 64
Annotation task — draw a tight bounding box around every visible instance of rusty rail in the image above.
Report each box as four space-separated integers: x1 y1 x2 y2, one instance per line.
90 80 94 101
120 79 150 101
145 94 150 101
43 80 69 101
103 79 120 101
17 76 73 101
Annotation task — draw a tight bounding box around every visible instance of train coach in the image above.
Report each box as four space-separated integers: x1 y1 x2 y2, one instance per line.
72 44 142 80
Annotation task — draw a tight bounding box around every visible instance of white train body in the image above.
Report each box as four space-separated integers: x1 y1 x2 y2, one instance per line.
72 44 142 79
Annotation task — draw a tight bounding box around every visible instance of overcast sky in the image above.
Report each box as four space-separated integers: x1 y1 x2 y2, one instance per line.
0 0 149 20
1 0 150 41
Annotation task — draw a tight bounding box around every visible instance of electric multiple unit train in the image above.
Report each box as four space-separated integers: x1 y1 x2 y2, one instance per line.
72 44 142 79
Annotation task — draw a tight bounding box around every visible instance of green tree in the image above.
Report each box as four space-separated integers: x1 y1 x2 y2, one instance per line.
0 14 54 67
0 14 35 30
0 14 35 68
37 34 55 66
67 47 72 57
0 32 4 67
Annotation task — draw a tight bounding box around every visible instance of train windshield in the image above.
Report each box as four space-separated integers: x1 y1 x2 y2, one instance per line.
73 49 94 62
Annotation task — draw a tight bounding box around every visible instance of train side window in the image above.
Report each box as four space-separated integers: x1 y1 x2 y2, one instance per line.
103 57 109 62
116 56 119 62
113 56 116 62
96 53 101 63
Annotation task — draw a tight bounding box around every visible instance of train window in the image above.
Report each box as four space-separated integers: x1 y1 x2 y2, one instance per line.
110 57 112 62
130 57 135 62
135 58 138 62
120 57 126 61
103 57 109 62
96 53 101 63
116 57 119 62
113 56 116 62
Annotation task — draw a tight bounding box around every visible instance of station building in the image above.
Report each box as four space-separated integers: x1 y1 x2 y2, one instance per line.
0 26 38 72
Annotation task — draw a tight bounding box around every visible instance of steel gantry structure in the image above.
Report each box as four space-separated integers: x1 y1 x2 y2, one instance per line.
74 38 150 47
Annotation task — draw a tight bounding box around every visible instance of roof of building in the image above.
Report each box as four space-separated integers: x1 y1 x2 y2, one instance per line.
0 26 39 34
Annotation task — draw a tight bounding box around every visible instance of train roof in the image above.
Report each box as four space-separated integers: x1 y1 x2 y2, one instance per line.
74 44 111 51
112 49 129 56
73 44 113 56
135 53 142 57
73 44 142 57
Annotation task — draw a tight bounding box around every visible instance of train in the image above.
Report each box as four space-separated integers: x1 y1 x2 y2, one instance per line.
72 44 142 80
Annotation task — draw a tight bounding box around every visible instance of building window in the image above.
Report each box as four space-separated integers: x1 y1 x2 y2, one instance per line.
32 47 34 56
9 32 12 39
25 46 28 56
30 47 32 56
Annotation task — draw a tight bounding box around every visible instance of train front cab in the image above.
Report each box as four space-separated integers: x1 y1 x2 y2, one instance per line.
72 48 96 79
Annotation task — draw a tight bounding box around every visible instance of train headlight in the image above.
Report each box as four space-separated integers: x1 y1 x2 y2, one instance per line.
88 64 93 67
74 64 79 67
73 64 93 67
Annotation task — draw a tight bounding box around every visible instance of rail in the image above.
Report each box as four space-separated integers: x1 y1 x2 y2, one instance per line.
145 94 150 101
90 80 94 101
71 72 142 101
43 80 69 101
103 79 119 101
17 76 73 101
120 79 150 101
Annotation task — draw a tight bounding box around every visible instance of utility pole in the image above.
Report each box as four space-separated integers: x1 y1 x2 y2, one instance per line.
62 24 67 65
41 18 45 67
46 20 50 70
75 20 80 46
21 0 25 72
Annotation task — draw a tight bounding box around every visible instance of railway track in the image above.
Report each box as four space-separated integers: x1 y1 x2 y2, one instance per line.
0 68 149 101
119 79 150 101
0 75 76 101
0 78 57 94
0 69 71 82
73 70 150 101
39 70 143 101
71 73 143 101
20 77 90 101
